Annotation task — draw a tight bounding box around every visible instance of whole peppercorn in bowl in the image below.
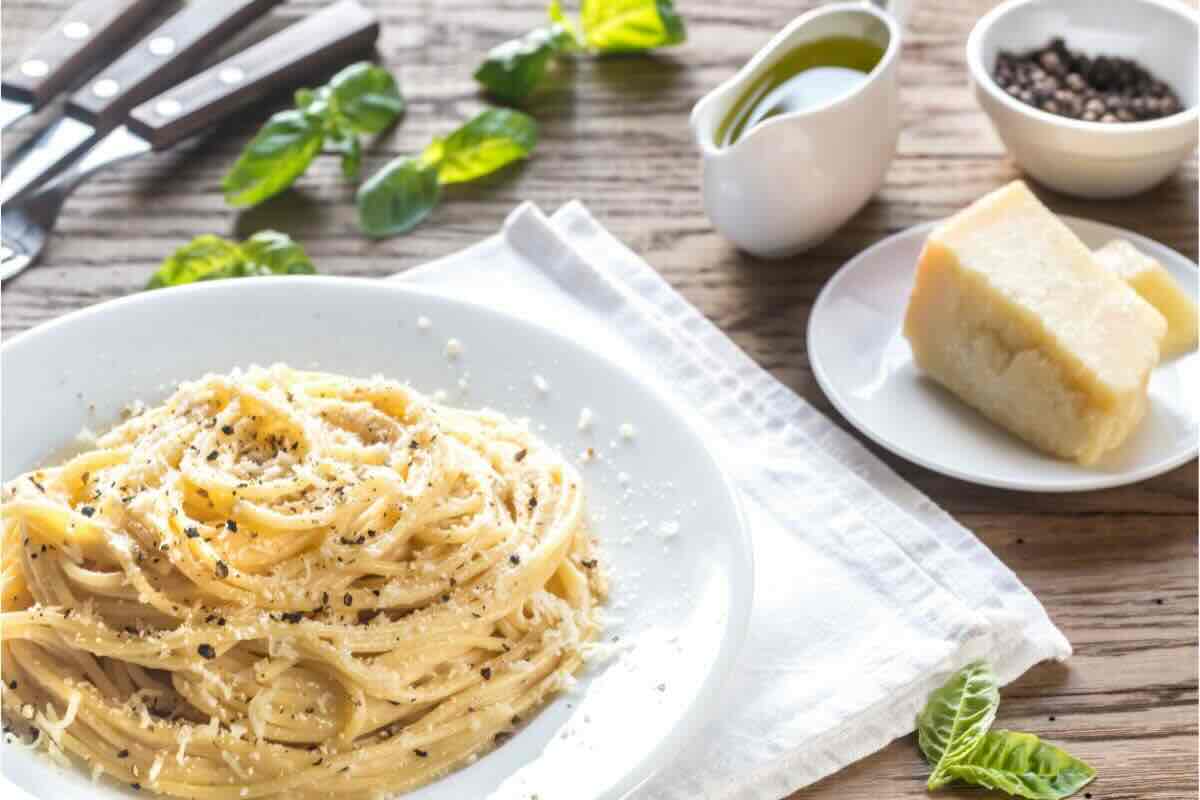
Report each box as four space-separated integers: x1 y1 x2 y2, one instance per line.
966 0 1198 198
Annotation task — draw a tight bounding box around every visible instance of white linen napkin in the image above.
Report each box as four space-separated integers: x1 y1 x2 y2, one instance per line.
391 202 1071 799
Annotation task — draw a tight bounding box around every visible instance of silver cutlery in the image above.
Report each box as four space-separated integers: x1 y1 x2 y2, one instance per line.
0 0 380 282
0 0 158 131
1 0 283 206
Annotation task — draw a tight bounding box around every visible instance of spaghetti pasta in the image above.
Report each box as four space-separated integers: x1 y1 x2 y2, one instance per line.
1 365 605 798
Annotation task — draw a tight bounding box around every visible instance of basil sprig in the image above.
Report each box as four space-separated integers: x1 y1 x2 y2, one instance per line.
945 731 1097 798
918 660 1000 787
918 661 1096 799
146 230 315 289
577 0 686 52
357 109 537 238
474 24 577 106
223 62 404 208
475 0 686 103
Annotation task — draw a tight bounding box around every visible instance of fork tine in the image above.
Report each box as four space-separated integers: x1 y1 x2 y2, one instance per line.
0 207 49 281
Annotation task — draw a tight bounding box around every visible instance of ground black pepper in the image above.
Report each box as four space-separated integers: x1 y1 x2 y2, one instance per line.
197 644 216 659
994 38 1183 122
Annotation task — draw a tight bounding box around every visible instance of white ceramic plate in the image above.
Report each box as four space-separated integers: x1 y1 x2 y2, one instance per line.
0 278 754 800
808 217 1199 492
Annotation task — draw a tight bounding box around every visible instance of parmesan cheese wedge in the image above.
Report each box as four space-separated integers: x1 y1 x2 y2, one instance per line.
904 181 1166 465
1093 239 1198 360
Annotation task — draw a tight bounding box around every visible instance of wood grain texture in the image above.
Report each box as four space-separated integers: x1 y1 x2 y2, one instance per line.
2 1 1196 798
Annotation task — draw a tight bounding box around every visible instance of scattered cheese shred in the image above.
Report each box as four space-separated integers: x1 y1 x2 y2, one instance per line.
148 752 165 784
36 689 81 747
175 724 193 765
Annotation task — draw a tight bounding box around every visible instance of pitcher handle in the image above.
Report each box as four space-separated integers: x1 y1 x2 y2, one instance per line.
866 0 909 27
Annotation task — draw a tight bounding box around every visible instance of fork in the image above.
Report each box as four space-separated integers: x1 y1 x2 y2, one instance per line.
0 127 147 280
0 0 379 282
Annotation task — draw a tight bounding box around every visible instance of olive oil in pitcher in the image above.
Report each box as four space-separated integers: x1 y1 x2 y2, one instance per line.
716 36 885 147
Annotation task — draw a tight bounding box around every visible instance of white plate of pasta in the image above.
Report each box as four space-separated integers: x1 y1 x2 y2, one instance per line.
0 277 752 800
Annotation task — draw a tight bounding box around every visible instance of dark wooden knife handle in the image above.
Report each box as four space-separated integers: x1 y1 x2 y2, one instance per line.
127 0 379 150
68 0 283 125
2 0 159 109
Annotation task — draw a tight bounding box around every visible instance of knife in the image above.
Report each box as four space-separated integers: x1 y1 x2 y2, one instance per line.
1 0 284 207
0 0 159 131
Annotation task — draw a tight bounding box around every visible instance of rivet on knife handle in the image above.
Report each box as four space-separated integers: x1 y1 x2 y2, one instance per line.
1 0 160 110
67 0 285 126
126 0 380 152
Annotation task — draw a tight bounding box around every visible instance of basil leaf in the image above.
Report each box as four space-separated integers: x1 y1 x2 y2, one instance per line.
295 85 332 118
238 230 316 276
329 62 405 134
356 158 442 237
580 0 686 52
325 121 363 179
474 24 575 104
146 236 242 289
548 0 584 45
943 731 1096 799
145 231 315 289
426 109 537 185
917 660 1000 788
222 109 325 208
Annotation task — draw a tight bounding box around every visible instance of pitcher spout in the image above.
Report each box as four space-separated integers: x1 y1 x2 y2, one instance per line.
690 81 739 159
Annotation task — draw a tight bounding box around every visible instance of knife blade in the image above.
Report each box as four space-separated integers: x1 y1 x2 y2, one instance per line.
1 0 283 207
0 0 159 132
0 97 32 130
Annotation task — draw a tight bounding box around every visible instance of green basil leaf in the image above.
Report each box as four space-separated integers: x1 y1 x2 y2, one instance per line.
146 232 316 289
548 0 584 45
295 85 332 118
325 121 362 179
146 236 243 289
329 61 406 134
917 660 1000 788
580 0 686 52
425 109 537 185
238 230 316 276
222 109 325 208
474 24 574 104
943 731 1096 799
356 158 442 238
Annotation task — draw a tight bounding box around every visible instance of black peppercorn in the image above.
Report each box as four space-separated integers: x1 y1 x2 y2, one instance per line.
993 39 1183 123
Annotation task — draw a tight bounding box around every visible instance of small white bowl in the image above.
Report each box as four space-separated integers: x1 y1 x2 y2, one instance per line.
967 0 1199 198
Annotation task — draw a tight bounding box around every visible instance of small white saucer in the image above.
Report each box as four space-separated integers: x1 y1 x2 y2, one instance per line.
808 216 1199 492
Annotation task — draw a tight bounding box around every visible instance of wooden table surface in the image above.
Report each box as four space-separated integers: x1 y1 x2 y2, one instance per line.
3 1 1197 798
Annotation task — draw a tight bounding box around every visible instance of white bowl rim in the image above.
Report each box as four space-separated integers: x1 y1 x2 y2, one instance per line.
966 0 1200 137
0 275 758 800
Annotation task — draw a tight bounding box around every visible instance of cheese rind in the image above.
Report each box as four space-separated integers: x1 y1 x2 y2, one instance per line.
904 182 1166 465
1093 239 1198 360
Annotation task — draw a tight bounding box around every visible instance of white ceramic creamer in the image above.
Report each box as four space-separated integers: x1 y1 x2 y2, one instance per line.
691 2 906 258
